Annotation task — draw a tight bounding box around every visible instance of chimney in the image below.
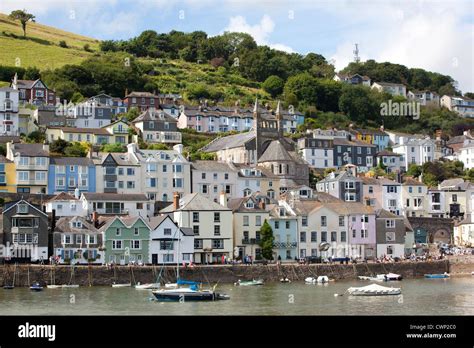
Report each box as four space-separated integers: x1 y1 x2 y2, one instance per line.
74 188 80 200
125 88 129 98
6 141 12 160
127 142 138 154
43 141 49 152
92 211 98 228
219 191 227 207
259 200 266 210
173 192 180 210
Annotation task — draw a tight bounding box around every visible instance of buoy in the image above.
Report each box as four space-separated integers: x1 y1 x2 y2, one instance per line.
334 294 338 297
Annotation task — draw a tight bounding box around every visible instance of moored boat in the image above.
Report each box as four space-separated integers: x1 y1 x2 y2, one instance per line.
135 282 161 290
424 273 450 279
305 276 331 284
46 285 62 289
384 273 403 281
347 283 401 296
234 279 264 286
280 277 291 283
152 287 229 302
112 283 132 288
30 282 44 291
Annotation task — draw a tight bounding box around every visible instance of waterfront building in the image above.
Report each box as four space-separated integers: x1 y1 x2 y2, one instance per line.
392 137 436 170
160 193 233 264
268 202 298 261
228 193 272 261
48 157 96 195
53 216 103 264
148 215 194 265
1 200 49 262
101 215 151 265
401 177 428 217
316 166 363 203
131 109 182 144
6 142 49 194
375 209 412 258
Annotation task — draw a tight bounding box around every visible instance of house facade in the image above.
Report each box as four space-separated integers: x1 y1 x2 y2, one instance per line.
101 216 151 265
53 216 103 264
376 150 402 173
0 155 16 193
45 192 86 218
333 138 376 171
401 177 428 217
350 128 390 152
392 137 436 170
0 87 20 136
407 90 440 107
81 193 152 218
11 74 56 105
316 168 363 203
148 215 194 265
440 95 474 118
371 82 407 98
132 109 182 144
269 203 298 262
1 200 50 262
375 209 408 258
191 160 239 202
48 157 96 195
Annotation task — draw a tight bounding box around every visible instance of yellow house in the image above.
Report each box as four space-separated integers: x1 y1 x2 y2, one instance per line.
0 155 16 193
45 120 135 145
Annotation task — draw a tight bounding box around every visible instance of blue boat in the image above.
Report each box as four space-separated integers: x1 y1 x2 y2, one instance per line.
30 282 44 291
424 273 450 279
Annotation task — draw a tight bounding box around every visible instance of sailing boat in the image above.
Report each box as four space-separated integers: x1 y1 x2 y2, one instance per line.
111 264 131 287
3 263 17 289
47 264 62 289
151 218 229 302
62 263 79 288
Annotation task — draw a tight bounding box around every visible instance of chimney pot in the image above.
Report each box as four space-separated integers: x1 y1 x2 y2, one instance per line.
219 191 227 207
173 192 180 210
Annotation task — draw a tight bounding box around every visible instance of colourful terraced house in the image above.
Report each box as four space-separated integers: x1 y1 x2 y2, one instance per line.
0 155 16 193
100 215 151 265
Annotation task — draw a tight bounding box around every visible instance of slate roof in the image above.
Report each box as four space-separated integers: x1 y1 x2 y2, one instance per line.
12 143 49 157
82 193 148 201
132 109 177 123
47 126 111 135
376 150 401 157
46 192 78 203
191 160 237 172
202 131 255 152
50 157 94 166
402 177 425 186
54 216 99 233
160 193 230 213
258 140 293 163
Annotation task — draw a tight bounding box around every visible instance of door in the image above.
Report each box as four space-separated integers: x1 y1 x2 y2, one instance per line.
152 254 158 265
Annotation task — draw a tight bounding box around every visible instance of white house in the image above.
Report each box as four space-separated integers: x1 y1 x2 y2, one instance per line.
371 82 407 98
0 87 20 136
380 178 402 215
407 90 440 107
45 191 86 217
148 215 194 265
81 192 152 218
440 95 474 118
191 160 239 202
392 137 436 170
458 140 474 170
160 192 233 264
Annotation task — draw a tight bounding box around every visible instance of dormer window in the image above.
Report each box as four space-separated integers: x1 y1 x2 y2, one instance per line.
279 207 285 217
245 201 254 209
72 221 83 228
17 204 28 214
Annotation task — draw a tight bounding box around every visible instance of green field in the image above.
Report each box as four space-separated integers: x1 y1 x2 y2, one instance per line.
0 12 99 70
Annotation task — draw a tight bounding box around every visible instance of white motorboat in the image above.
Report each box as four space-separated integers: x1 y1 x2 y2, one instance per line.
347 283 401 296
112 283 132 288
305 276 331 284
46 285 62 289
135 283 161 290
61 284 79 288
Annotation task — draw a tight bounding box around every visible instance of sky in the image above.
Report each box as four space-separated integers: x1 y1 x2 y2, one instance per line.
1 0 472 92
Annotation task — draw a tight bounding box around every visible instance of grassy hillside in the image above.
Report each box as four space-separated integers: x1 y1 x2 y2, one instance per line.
0 12 99 70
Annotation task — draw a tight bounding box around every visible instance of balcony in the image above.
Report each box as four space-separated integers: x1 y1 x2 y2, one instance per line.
156 131 182 143
17 178 47 186
16 164 49 171
242 238 258 245
273 241 298 249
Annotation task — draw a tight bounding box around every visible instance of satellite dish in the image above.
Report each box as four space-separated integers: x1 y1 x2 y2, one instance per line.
319 242 330 252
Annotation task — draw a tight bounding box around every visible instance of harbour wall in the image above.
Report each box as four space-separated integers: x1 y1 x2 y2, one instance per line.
0 260 452 287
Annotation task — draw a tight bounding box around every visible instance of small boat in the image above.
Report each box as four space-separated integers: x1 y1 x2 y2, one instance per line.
3 285 15 289
305 276 331 284
61 284 79 288
135 283 161 290
234 279 264 286
424 273 450 279
46 285 62 289
112 283 132 288
347 283 401 296
280 277 291 283
30 282 44 292
384 273 403 281
152 287 229 302
471 271 474 276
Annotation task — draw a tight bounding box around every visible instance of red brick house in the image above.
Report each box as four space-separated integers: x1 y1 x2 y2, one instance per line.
11 73 56 105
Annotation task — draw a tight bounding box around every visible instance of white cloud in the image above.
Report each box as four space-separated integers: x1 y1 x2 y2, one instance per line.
330 1 473 92
223 14 294 53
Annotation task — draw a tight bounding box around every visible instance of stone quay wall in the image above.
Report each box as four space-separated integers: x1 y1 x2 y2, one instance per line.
0 260 452 287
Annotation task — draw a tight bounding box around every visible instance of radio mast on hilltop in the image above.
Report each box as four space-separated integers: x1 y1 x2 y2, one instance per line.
353 43 360 63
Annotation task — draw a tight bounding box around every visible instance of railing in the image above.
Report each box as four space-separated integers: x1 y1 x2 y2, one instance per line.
273 242 298 249
17 178 48 185
16 164 49 170
157 131 182 143
242 238 258 245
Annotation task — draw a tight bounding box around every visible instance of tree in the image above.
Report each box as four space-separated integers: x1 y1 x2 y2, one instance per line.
50 139 69 154
64 142 88 157
59 40 68 48
464 92 474 99
101 143 126 153
258 220 275 260
262 75 284 98
407 164 422 178
23 66 40 80
9 10 35 37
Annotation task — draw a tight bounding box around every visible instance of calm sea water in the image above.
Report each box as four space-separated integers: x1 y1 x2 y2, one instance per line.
1 277 473 315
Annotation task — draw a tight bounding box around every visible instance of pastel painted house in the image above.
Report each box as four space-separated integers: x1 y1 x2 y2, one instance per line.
101 216 151 265
48 157 96 195
45 192 86 218
148 215 194 265
53 216 104 264
268 203 298 261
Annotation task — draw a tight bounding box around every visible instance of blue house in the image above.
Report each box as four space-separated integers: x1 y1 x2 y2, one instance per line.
269 205 298 261
48 157 96 194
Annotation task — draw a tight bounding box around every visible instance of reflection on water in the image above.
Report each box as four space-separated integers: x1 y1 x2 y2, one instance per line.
0 277 473 315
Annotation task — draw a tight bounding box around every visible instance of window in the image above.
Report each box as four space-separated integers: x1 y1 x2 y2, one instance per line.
256 216 261 226
214 225 220 236
76 235 82 244
340 231 346 242
115 228 121 236
18 172 29 181
163 228 172 236
173 178 183 188
56 165 66 174
193 212 199 223
300 232 306 242
385 219 395 228
339 216 344 227
368 186 373 194
105 167 116 175
173 164 182 173
352 229 356 238
311 231 317 242
201 173 206 179
360 229 368 238
63 235 72 244
127 168 135 176
147 164 157 172
408 186 413 193
274 221 280 229
214 212 220 223
285 221 290 229
224 173 229 180
17 204 28 214
68 177 76 187
127 181 135 189
134 227 139 236
56 177 65 187
331 231 337 242
452 194 457 203
36 157 46 166
86 235 96 244
243 215 249 226
321 216 327 227
213 173 218 180
194 239 203 249
35 172 46 182
147 178 156 188
193 225 200 235
160 241 173 250
112 240 123 249
213 239 224 249
131 240 141 249
19 157 29 166
321 231 327 242
302 216 308 227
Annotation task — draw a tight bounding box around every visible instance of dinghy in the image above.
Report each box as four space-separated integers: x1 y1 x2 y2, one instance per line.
347 283 401 296
30 282 44 292
280 277 291 283
135 282 161 290
383 273 403 281
46 285 62 289
305 276 331 284
112 283 132 288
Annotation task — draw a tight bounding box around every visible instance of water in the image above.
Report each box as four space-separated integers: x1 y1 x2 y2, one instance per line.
1 277 473 315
